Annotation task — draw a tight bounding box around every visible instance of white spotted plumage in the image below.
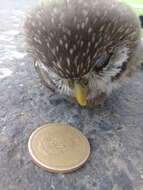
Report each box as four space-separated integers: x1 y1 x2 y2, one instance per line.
25 0 143 105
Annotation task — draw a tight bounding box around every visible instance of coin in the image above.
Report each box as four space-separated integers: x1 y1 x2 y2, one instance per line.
28 123 90 173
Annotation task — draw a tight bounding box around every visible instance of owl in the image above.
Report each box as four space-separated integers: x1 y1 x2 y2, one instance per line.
25 0 143 106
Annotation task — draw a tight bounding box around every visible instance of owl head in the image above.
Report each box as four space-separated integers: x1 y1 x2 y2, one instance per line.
25 0 142 106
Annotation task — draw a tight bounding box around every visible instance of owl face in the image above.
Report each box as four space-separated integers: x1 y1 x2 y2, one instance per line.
39 45 129 105
25 0 141 106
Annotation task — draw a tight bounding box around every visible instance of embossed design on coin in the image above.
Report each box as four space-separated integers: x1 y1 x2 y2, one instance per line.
28 123 90 173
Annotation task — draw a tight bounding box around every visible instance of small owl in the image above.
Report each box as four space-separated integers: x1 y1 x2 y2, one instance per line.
25 0 143 106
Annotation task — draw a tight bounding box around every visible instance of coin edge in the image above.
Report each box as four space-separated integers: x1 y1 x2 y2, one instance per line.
28 123 90 173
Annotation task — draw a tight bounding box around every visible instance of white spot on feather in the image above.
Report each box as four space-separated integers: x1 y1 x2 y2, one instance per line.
75 34 78 40
66 58 70 66
73 45 76 51
80 41 84 48
31 22 36 27
56 46 59 52
63 35 67 41
59 57 62 63
85 17 89 25
58 23 62 28
51 17 54 24
74 16 77 23
38 21 42 26
88 28 92 34
74 56 78 64
37 30 41 34
92 34 96 43
69 49 73 55
65 43 68 50
52 61 56 65
88 42 91 48
100 25 105 32
83 52 86 56
67 30 71 36
83 9 88 17
36 12 41 19
53 7 58 14
94 43 98 49
59 39 63 45
52 48 56 55
50 32 54 38
77 24 80 30
81 22 85 29
56 62 62 70
47 42 50 48
65 69 70 75
33 37 42 45
86 48 89 54
77 64 80 74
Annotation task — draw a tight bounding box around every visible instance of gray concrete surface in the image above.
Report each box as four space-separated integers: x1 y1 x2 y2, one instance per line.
0 1 143 190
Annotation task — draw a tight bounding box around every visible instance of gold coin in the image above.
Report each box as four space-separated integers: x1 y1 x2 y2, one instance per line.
28 123 90 173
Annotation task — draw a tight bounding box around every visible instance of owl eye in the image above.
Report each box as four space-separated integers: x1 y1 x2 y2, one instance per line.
94 54 112 71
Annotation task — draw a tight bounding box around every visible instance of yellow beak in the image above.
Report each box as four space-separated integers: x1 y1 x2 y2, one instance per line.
74 81 88 106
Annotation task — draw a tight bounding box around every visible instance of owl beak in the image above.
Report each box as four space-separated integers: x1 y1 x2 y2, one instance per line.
74 81 88 106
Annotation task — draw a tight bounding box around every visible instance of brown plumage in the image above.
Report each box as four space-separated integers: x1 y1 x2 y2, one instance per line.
24 0 143 106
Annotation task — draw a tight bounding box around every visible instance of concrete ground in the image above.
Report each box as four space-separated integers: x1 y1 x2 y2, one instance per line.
0 0 143 190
